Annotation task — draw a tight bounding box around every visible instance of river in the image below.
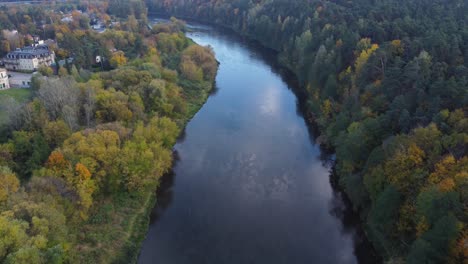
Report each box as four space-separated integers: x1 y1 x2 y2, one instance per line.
138 20 379 264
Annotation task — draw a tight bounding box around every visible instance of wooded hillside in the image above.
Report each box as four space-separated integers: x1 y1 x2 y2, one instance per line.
147 0 467 262
0 2 218 261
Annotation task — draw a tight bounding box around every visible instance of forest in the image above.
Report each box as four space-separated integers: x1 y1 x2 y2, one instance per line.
145 0 467 263
0 1 217 263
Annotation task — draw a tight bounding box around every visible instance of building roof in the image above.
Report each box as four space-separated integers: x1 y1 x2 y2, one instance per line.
55 57 74 67
5 45 52 59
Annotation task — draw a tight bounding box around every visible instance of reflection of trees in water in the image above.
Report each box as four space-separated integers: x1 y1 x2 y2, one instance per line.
209 81 220 96
212 27 332 160
234 25 379 261
230 22 381 264
177 127 187 143
328 167 382 264
149 150 180 225
145 20 380 262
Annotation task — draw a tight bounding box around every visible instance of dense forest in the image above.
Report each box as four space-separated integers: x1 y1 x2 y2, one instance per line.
146 0 468 263
0 2 217 263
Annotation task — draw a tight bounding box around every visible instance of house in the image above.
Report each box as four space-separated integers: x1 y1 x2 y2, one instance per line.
0 68 32 89
0 68 10 90
3 45 55 72
92 23 106 33
8 72 33 88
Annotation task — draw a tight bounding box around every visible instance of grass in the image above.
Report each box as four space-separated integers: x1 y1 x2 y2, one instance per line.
0 88 33 125
180 79 214 119
0 88 32 101
72 185 159 264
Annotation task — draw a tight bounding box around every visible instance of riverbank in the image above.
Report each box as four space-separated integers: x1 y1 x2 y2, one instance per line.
146 2 468 262
118 27 220 263
0 15 220 262
148 12 381 261
112 77 217 264
63 23 220 263
139 16 385 263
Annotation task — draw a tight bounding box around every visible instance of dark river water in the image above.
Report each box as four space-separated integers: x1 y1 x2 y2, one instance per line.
138 20 378 264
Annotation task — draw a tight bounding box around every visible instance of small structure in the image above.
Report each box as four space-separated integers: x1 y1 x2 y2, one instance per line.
3 45 55 72
56 57 74 68
61 15 73 23
44 39 57 48
8 72 33 88
0 68 10 90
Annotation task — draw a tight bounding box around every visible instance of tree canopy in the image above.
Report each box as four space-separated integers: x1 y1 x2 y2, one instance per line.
147 0 467 262
0 4 217 262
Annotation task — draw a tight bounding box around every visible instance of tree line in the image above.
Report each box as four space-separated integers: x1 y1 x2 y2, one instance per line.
146 0 467 263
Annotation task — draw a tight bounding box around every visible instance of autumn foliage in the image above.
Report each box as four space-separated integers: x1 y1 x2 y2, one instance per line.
148 0 467 262
0 3 217 262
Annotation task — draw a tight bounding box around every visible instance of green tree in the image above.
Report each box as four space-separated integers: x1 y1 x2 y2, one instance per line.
367 186 401 256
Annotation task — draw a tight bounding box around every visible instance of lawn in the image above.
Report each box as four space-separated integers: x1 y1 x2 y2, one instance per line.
0 88 33 125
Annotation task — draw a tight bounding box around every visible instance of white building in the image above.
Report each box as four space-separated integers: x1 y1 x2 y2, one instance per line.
0 68 10 90
8 72 33 88
3 45 55 72
61 16 73 23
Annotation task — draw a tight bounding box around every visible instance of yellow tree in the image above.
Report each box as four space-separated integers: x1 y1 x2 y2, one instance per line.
179 60 203 82
385 143 425 192
181 45 217 81
110 51 127 68
42 120 71 149
45 151 70 175
391 40 404 56
0 167 19 203
0 215 29 260
75 163 95 220
62 130 121 192
355 43 379 75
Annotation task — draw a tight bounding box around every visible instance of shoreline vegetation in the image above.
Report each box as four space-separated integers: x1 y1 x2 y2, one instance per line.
146 0 467 263
0 0 465 263
0 1 218 262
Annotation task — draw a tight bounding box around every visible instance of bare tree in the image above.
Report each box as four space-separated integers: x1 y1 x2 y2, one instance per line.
20 103 34 130
83 87 96 128
37 77 80 130
1 97 22 130
62 105 78 131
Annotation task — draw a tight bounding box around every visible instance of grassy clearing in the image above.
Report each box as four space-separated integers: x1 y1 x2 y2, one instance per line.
0 88 32 101
73 184 159 264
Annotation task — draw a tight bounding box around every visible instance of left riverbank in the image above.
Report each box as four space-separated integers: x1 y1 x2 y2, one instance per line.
113 65 218 264
0 15 218 263
74 29 219 263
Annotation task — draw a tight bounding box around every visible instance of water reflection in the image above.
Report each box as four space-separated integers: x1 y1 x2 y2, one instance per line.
139 17 380 264
148 152 179 225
